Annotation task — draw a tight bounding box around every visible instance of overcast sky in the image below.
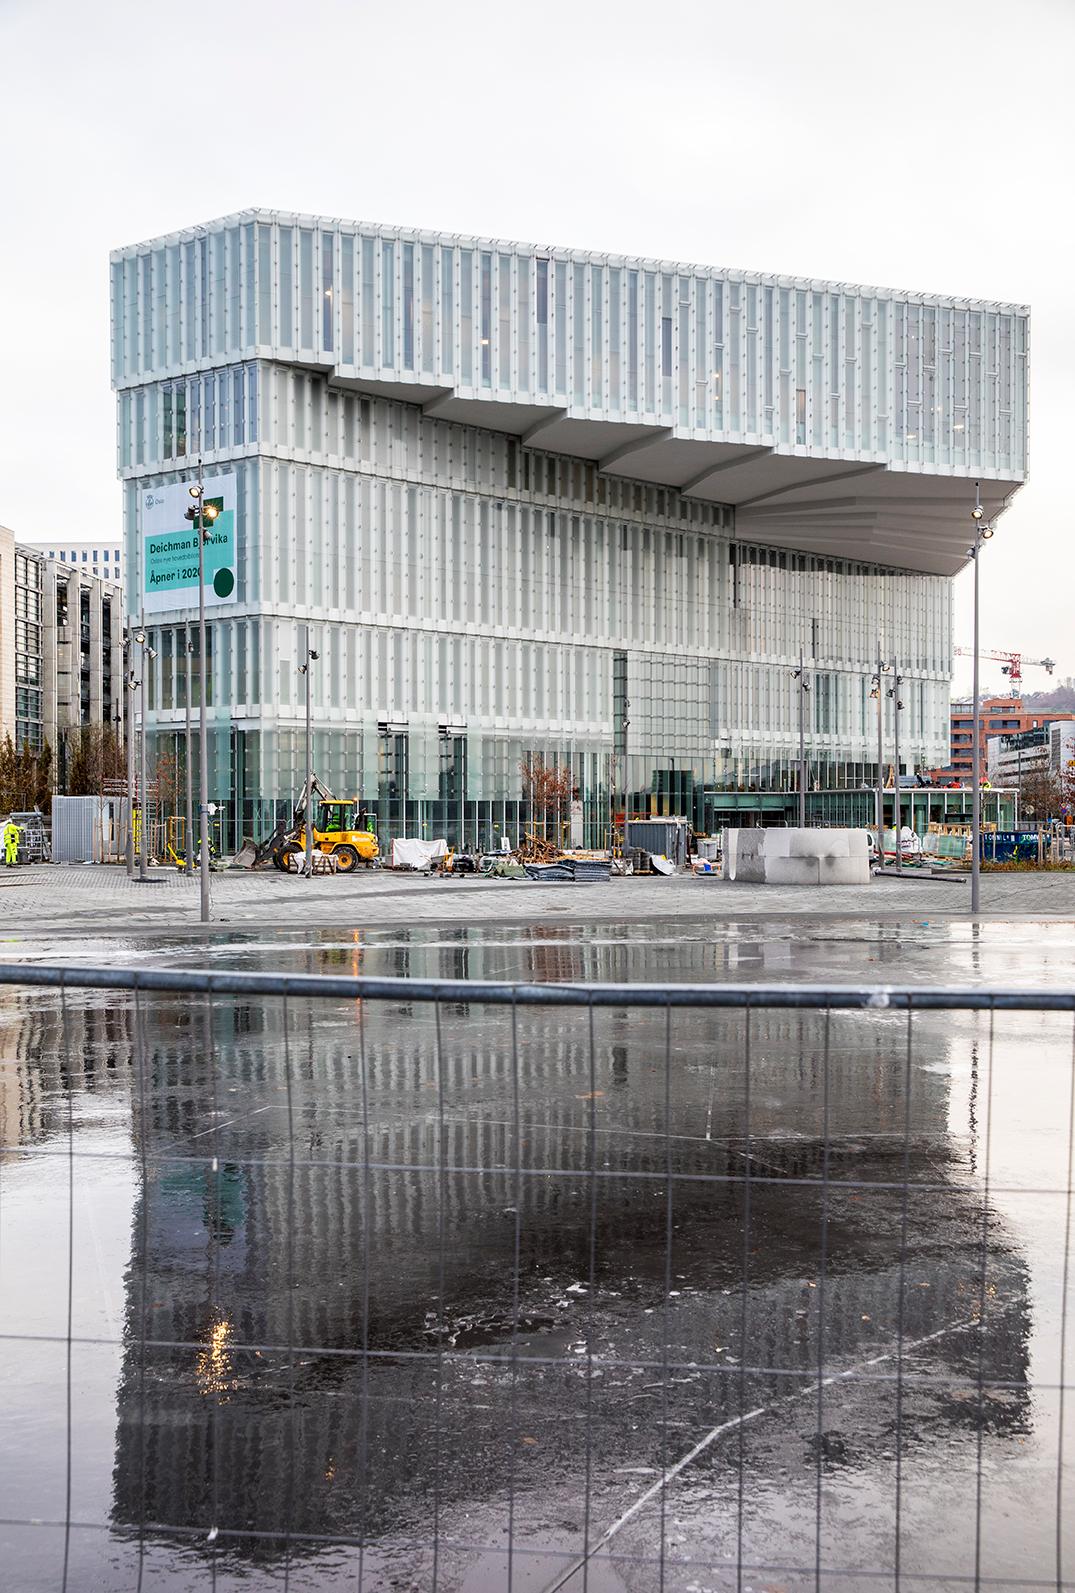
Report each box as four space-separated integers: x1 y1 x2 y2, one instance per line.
1 0 1070 696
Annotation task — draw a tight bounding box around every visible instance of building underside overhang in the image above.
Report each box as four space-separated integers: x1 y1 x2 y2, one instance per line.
330 376 1024 579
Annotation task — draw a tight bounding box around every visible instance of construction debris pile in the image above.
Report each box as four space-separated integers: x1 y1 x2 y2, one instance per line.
523 856 611 882
234 780 713 883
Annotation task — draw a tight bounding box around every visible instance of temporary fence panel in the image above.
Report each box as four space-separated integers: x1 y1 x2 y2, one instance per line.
0 964 1071 1592
49 795 128 863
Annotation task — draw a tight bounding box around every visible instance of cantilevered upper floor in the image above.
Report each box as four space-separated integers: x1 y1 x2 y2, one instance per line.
110 210 1028 575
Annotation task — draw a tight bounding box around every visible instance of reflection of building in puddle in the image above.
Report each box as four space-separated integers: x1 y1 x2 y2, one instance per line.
318 926 812 988
110 994 1032 1564
0 990 134 1157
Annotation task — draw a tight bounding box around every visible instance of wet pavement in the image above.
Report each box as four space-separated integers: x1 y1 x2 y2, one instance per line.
2 861 1075 933
0 919 1072 1590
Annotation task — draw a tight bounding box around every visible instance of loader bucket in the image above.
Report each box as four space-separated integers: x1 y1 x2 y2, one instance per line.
232 839 258 869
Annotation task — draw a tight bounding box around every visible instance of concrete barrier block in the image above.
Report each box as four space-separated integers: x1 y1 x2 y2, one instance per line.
818 855 871 885
735 855 768 883
787 828 840 859
765 857 822 885
764 830 793 858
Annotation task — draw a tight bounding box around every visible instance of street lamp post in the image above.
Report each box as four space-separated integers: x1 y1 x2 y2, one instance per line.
184 625 194 874
871 643 888 865
185 474 218 924
299 629 320 878
197 508 210 922
130 626 156 881
125 651 137 880
889 656 905 874
139 626 149 880
969 484 994 914
791 645 810 828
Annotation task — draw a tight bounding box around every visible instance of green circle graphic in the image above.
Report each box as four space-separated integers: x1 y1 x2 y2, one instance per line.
213 567 235 599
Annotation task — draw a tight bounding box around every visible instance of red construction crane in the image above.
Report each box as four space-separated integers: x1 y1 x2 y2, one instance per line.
953 648 1056 690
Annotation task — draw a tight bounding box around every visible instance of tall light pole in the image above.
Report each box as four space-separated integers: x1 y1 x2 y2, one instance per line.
969 484 995 913
299 629 320 878
185 476 218 924
131 627 156 881
184 625 194 874
871 644 889 863
889 657 905 874
125 649 137 880
791 645 810 828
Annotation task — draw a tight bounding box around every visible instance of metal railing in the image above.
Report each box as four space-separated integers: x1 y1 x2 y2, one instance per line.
0 963 1071 1592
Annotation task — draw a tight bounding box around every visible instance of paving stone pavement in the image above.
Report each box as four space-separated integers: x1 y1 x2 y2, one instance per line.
0 862 1072 933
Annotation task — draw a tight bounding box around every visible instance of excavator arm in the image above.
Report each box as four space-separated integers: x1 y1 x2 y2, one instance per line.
292 774 338 828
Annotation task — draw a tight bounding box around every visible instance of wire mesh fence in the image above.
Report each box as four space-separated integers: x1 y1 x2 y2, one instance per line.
0 964 1072 1591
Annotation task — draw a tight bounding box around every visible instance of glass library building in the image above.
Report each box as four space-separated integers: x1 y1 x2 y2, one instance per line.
111 210 1028 848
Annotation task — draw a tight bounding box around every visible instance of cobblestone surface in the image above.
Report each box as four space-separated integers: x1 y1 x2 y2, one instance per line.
0 862 1072 932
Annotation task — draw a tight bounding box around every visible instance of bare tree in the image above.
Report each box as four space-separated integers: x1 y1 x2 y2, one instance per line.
0 734 55 812
65 726 125 796
151 748 181 812
520 754 573 843
1018 767 1063 823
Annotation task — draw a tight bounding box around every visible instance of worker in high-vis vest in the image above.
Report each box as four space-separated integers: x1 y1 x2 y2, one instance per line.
3 819 20 867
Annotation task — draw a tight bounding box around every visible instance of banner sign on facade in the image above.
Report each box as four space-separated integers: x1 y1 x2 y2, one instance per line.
141 474 237 614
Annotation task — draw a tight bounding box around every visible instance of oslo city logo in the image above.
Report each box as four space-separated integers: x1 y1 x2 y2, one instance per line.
144 493 163 510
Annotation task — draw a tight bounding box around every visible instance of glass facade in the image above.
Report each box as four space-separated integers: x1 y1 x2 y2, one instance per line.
112 214 1029 474
111 212 1028 849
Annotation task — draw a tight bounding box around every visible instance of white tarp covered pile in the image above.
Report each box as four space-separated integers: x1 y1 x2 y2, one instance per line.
391 837 448 870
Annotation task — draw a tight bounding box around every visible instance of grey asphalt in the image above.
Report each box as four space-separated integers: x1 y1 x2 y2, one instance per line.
0 860 1073 932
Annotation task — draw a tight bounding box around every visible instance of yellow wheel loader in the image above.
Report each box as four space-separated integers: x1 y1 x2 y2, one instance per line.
235 776 379 871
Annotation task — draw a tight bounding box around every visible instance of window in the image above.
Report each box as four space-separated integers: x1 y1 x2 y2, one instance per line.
402 242 414 369
317 802 354 833
299 229 314 350
460 250 473 382
381 240 395 366
536 258 549 390
440 245 454 374
278 227 293 348
480 252 492 385
322 233 334 351
499 254 511 387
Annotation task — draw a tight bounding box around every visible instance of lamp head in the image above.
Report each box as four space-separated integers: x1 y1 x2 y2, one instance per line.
971 503 984 521
309 649 320 662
